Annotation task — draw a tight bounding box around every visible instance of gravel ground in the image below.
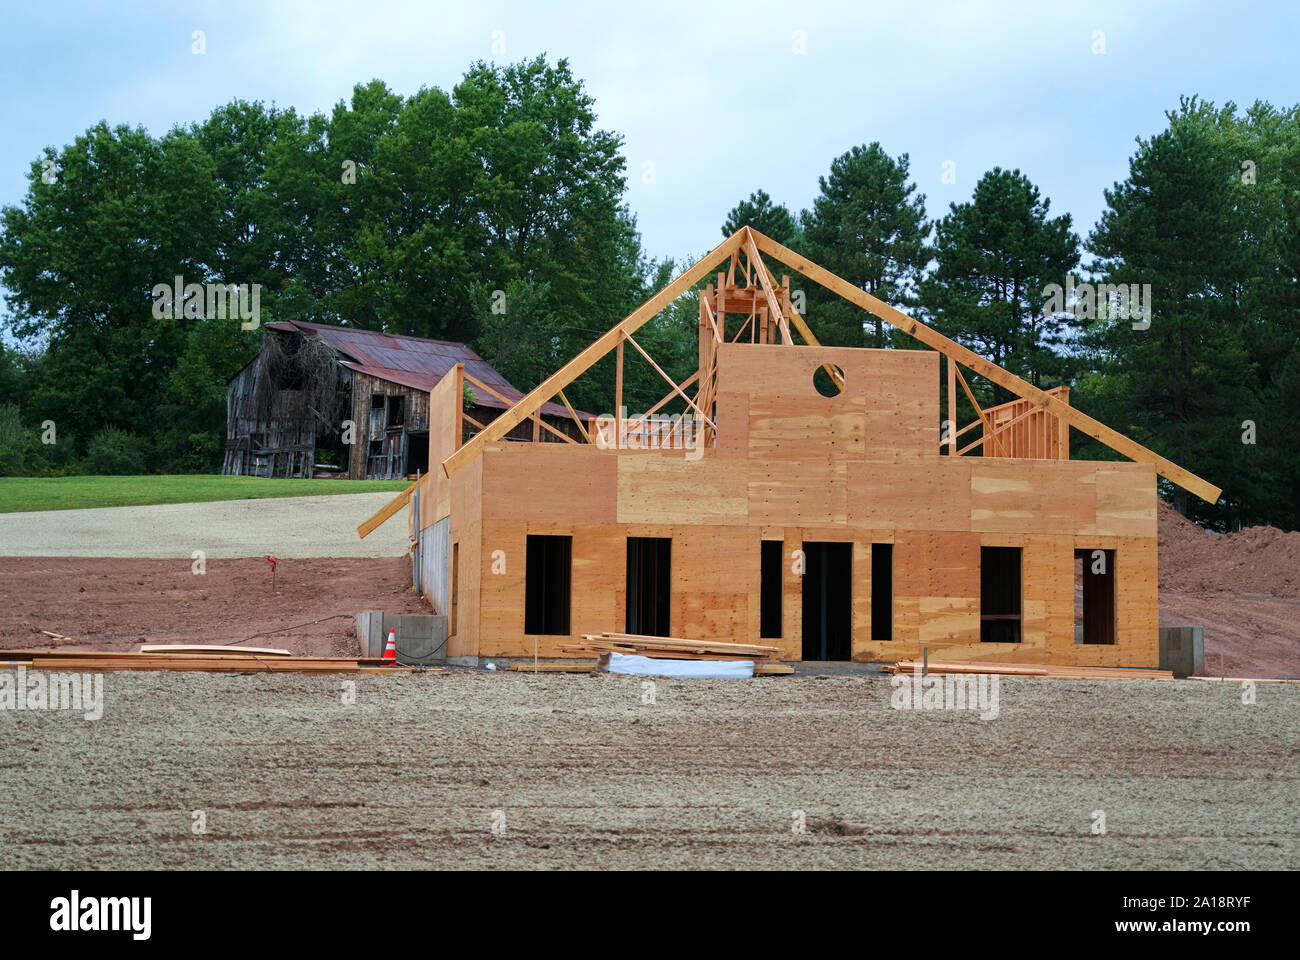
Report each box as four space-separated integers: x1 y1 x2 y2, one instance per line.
2 671 1295 870
0 493 408 558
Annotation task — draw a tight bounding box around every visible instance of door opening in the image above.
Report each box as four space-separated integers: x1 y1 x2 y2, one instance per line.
801 541 852 660
626 537 671 636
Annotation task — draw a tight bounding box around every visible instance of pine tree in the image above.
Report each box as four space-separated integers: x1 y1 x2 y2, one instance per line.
920 168 1079 399
802 143 930 347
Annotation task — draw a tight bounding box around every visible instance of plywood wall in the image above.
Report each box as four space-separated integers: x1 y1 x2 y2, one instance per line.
444 343 1160 666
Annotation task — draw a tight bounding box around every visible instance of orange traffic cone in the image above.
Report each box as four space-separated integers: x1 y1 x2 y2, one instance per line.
382 628 398 664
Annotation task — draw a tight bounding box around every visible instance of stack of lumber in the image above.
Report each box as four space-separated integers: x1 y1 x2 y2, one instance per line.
0 648 439 674
881 659 1175 680
562 633 781 662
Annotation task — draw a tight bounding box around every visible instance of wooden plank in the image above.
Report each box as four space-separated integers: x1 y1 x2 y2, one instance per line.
747 229 1221 503
624 333 716 429
953 364 1009 458
509 661 597 672
614 334 624 446
357 482 415 539
557 389 591 443
138 644 291 656
947 354 957 457
442 230 746 478
957 403 1039 456
742 228 792 344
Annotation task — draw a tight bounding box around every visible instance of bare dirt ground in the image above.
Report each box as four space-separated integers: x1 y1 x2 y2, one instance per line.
1 672 1295 870
0 556 425 656
1157 501 1300 678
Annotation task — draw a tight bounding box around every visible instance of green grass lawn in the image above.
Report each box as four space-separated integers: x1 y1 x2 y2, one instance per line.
0 475 412 514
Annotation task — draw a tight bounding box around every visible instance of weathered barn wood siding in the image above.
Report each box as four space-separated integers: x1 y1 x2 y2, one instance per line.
223 352 323 478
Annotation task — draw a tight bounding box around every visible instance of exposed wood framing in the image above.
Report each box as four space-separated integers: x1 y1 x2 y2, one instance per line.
557 389 591 443
953 363 1010 458
947 355 957 457
440 230 747 478
356 482 415 539
747 229 1221 503
624 333 716 430
742 228 792 345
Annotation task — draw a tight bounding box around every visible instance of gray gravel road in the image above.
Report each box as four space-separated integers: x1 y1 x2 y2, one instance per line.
0 493 408 558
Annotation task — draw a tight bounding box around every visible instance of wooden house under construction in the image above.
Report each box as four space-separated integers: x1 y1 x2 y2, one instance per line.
360 228 1220 667
223 320 583 480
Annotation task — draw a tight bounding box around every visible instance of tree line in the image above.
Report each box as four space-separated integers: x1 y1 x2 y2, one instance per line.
0 56 1294 530
723 98 1298 530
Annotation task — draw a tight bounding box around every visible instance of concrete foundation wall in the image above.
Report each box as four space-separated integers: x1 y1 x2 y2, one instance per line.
356 611 447 664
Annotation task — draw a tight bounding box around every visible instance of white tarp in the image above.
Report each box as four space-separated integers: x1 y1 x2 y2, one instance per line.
603 651 754 679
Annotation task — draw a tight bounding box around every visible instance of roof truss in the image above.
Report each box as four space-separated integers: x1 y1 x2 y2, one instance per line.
357 224 1219 542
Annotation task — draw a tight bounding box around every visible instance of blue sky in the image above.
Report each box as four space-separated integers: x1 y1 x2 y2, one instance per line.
1 0 1297 271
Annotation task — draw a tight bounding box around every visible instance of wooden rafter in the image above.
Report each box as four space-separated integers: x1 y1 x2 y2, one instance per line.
624 333 716 430
953 364 1010 459
742 228 792 345
441 230 746 478
642 370 701 419
356 482 414 539
431 225 1219 505
557 389 590 443
750 244 842 389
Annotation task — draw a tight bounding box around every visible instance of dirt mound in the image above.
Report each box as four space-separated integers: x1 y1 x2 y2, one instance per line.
1158 501 1300 678
1158 500 1300 599
0 556 427 656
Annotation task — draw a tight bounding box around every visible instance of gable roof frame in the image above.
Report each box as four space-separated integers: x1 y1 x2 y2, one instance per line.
357 225 1218 541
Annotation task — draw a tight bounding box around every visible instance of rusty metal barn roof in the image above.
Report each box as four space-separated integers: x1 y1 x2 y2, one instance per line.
266 320 578 419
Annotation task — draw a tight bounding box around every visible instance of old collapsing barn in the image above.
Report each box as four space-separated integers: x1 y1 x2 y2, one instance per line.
223 320 584 480
360 227 1221 667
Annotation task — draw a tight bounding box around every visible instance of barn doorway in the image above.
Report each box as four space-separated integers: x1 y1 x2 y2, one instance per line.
406 431 429 476
801 541 852 660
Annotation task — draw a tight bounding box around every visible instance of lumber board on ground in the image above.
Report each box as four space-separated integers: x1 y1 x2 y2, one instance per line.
886 659 1175 680
138 644 291 656
589 633 780 656
27 657 360 673
509 662 597 673
1195 674 1296 683
562 643 761 662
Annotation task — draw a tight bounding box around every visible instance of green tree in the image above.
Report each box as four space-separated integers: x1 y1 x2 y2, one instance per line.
1083 97 1295 528
802 143 930 347
722 189 799 245
0 122 223 466
921 167 1080 397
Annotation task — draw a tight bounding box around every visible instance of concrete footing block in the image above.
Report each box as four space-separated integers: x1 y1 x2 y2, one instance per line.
1159 625 1204 678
